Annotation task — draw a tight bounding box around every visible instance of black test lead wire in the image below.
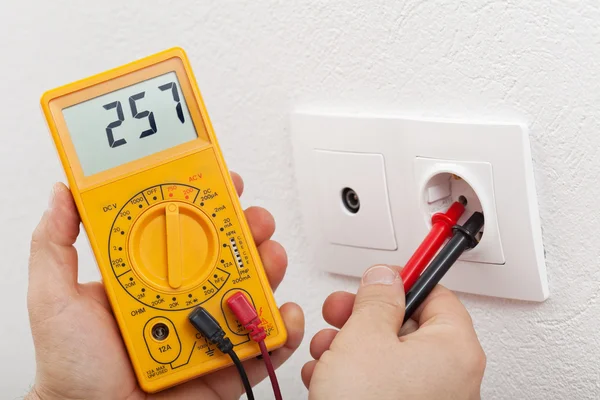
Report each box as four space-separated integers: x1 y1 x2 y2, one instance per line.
403 211 485 324
188 307 255 400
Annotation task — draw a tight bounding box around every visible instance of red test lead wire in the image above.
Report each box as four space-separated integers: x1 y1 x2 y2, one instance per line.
400 200 466 292
227 292 283 400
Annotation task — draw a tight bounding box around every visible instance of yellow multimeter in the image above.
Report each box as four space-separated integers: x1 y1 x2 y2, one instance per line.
40 47 287 393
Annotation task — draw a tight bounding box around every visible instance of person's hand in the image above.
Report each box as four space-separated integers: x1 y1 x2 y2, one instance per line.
302 264 485 400
26 174 304 400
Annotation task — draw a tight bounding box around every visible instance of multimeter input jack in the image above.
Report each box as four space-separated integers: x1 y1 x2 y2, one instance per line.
151 322 170 341
342 187 360 214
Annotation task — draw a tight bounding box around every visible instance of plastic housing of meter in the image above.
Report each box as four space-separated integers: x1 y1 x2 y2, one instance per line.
40 47 287 393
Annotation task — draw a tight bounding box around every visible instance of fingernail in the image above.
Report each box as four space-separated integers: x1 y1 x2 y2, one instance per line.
362 265 398 286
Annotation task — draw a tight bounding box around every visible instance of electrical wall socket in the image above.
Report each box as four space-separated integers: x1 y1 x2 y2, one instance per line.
291 111 548 302
414 157 505 265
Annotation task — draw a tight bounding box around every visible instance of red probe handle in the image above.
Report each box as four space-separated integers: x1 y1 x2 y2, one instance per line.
400 201 465 292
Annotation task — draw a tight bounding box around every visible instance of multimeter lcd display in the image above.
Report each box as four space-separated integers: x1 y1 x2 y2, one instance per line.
62 71 197 176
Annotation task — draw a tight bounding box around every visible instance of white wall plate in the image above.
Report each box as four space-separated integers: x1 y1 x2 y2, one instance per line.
314 150 397 250
291 111 548 302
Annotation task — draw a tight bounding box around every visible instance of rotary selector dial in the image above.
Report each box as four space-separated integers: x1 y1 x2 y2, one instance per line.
109 184 231 311
129 201 217 292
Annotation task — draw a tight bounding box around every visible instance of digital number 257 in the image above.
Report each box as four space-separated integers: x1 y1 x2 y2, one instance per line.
102 82 184 148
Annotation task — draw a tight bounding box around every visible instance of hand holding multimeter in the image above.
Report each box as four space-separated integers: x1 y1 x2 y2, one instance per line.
33 48 305 398
26 48 485 399
26 180 304 400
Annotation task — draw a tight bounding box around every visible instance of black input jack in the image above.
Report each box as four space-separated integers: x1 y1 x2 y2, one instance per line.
151 322 169 341
342 187 360 214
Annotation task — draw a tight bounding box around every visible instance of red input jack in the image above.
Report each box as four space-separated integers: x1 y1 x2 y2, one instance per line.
227 292 282 400
400 200 466 293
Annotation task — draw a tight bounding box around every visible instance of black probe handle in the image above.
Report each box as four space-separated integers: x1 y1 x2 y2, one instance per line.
403 212 485 324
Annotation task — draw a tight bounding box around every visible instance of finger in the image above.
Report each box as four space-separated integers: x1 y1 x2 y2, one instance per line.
258 240 287 291
409 284 473 328
310 328 338 360
398 318 418 337
203 303 304 399
231 171 244 197
401 285 486 378
78 282 111 311
244 206 275 245
322 291 355 329
301 360 318 389
28 183 80 314
344 265 405 337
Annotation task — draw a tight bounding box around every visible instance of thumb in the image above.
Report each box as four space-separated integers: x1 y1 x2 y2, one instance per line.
346 265 406 336
28 183 81 317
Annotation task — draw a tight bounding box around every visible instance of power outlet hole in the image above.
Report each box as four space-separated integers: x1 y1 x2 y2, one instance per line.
423 173 484 246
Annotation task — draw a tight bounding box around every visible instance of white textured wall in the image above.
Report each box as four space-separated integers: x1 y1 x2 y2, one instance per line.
1 1 599 399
